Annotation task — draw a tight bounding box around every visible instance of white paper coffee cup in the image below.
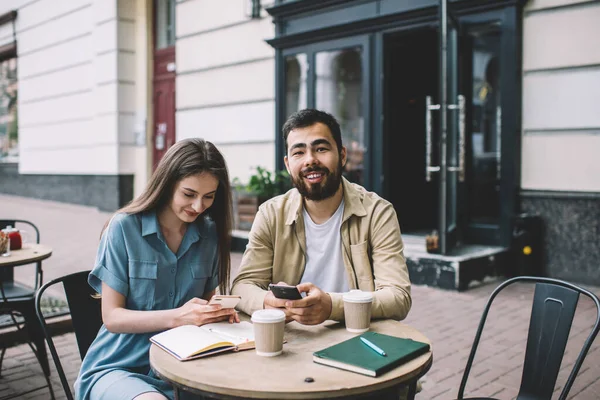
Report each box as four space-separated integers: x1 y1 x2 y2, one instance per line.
251 309 286 356
343 290 373 333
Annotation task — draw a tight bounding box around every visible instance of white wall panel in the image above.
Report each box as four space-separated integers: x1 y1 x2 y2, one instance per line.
118 52 136 82
177 101 274 143
118 114 136 144
177 59 274 109
118 145 142 174
18 120 103 150
18 36 93 78
523 68 600 130
93 0 116 23
93 20 117 54
19 92 93 126
18 6 92 54
17 0 92 31
0 0 34 14
521 132 600 191
177 18 274 72
118 0 136 20
525 0 594 11
118 84 137 113
216 142 276 183
177 0 248 37
19 64 93 101
0 23 13 46
94 51 118 84
118 21 136 51
19 145 119 175
523 3 600 70
94 84 118 114
93 114 118 144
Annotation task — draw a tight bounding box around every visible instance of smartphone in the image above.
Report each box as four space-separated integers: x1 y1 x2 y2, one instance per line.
268 284 302 300
208 295 241 309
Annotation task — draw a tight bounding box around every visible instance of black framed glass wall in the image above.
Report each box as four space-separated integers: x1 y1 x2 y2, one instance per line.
269 0 522 249
281 36 372 189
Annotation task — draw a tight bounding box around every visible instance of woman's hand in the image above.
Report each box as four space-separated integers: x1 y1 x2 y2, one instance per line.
171 297 240 328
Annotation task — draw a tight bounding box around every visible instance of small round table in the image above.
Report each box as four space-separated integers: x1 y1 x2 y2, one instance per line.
0 243 53 268
150 319 433 399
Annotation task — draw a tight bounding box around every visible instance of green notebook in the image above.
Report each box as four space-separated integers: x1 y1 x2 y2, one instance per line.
313 332 430 377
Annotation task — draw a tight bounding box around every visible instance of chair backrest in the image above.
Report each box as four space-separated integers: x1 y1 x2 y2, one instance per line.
458 276 600 400
0 219 41 243
519 283 578 398
35 270 102 400
0 219 41 286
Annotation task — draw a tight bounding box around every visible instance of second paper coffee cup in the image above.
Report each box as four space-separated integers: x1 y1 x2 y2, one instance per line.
251 309 286 356
343 290 373 333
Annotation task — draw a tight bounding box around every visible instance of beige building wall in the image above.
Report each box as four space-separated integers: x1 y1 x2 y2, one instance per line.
0 0 151 196
521 0 600 192
175 0 276 183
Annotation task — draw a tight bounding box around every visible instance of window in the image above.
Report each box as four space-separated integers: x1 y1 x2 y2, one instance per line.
282 39 368 186
285 54 308 118
0 57 17 163
155 0 176 49
315 48 364 185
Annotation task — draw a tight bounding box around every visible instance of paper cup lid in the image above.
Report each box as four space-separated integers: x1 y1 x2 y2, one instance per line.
251 309 286 323
343 290 373 303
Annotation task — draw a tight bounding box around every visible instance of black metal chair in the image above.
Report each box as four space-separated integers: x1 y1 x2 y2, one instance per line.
35 270 102 400
457 276 600 400
0 219 55 399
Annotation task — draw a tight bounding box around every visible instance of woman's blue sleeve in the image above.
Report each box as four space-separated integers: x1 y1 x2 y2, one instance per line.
88 216 129 296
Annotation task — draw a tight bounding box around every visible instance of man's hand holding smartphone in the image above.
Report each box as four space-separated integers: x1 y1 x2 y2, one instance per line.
263 282 297 322
264 282 332 325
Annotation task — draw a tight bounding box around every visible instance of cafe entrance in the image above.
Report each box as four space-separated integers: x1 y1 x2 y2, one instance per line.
268 0 523 288
382 2 517 255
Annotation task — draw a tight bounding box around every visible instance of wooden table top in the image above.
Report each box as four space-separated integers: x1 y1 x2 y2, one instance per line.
150 319 433 399
0 243 52 268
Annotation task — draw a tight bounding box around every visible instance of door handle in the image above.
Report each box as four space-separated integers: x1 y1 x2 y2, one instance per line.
457 94 465 182
425 95 441 182
447 94 465 182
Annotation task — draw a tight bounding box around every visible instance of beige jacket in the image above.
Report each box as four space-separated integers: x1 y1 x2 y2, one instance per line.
231 177 411 321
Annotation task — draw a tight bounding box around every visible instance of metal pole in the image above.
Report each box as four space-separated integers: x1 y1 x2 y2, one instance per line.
439 0 448 254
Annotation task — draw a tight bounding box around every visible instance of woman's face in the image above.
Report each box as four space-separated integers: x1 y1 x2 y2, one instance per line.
169 172 219 223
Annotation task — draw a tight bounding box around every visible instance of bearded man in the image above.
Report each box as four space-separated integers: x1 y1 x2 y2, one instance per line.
232 109 411 325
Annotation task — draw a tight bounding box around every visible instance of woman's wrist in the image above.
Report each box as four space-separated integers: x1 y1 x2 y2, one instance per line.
167 308 179 329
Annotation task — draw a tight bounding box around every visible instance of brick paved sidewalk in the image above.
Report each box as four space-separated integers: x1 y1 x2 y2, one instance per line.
1 194 599 399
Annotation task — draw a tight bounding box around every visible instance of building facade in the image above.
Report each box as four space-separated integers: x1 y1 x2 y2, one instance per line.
0 0 276 210
0 0 598 285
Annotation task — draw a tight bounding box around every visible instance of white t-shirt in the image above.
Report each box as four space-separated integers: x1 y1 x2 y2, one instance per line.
301 199 349 293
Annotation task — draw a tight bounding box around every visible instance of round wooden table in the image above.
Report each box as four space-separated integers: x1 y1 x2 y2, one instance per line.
150 319 433 399
0 243 53 268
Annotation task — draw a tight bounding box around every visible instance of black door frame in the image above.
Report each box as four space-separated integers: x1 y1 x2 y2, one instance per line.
269 0 523 248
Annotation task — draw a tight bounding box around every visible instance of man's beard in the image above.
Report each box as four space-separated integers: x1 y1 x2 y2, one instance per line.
291 161 343 201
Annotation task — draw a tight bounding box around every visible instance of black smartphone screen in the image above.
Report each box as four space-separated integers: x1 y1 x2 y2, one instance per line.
268 284 302 300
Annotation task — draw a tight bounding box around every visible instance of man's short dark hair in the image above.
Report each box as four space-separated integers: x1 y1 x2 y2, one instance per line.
282 109 343 154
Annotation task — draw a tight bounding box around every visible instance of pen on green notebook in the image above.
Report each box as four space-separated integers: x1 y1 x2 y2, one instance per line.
360 337 387 356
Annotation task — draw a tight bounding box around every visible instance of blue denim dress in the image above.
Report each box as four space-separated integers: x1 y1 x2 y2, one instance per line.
74 211 219 400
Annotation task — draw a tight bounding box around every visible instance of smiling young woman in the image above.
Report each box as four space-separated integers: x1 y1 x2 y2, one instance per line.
76 139 237 400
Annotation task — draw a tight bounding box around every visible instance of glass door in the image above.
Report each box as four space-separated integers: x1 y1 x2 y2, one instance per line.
435 0 464 254
281 36 371 188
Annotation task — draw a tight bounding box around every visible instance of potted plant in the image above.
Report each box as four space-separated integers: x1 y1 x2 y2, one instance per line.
233 166 291 230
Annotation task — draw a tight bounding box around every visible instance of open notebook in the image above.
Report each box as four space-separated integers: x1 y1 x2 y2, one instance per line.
150 321 255 361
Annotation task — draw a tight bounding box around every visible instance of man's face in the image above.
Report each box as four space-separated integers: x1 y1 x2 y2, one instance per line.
284 123 346 201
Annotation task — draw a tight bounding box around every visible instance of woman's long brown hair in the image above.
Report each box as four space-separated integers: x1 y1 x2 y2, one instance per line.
103 139 233 295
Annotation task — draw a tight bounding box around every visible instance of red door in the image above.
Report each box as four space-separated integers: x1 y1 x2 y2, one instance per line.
152 46 176 170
